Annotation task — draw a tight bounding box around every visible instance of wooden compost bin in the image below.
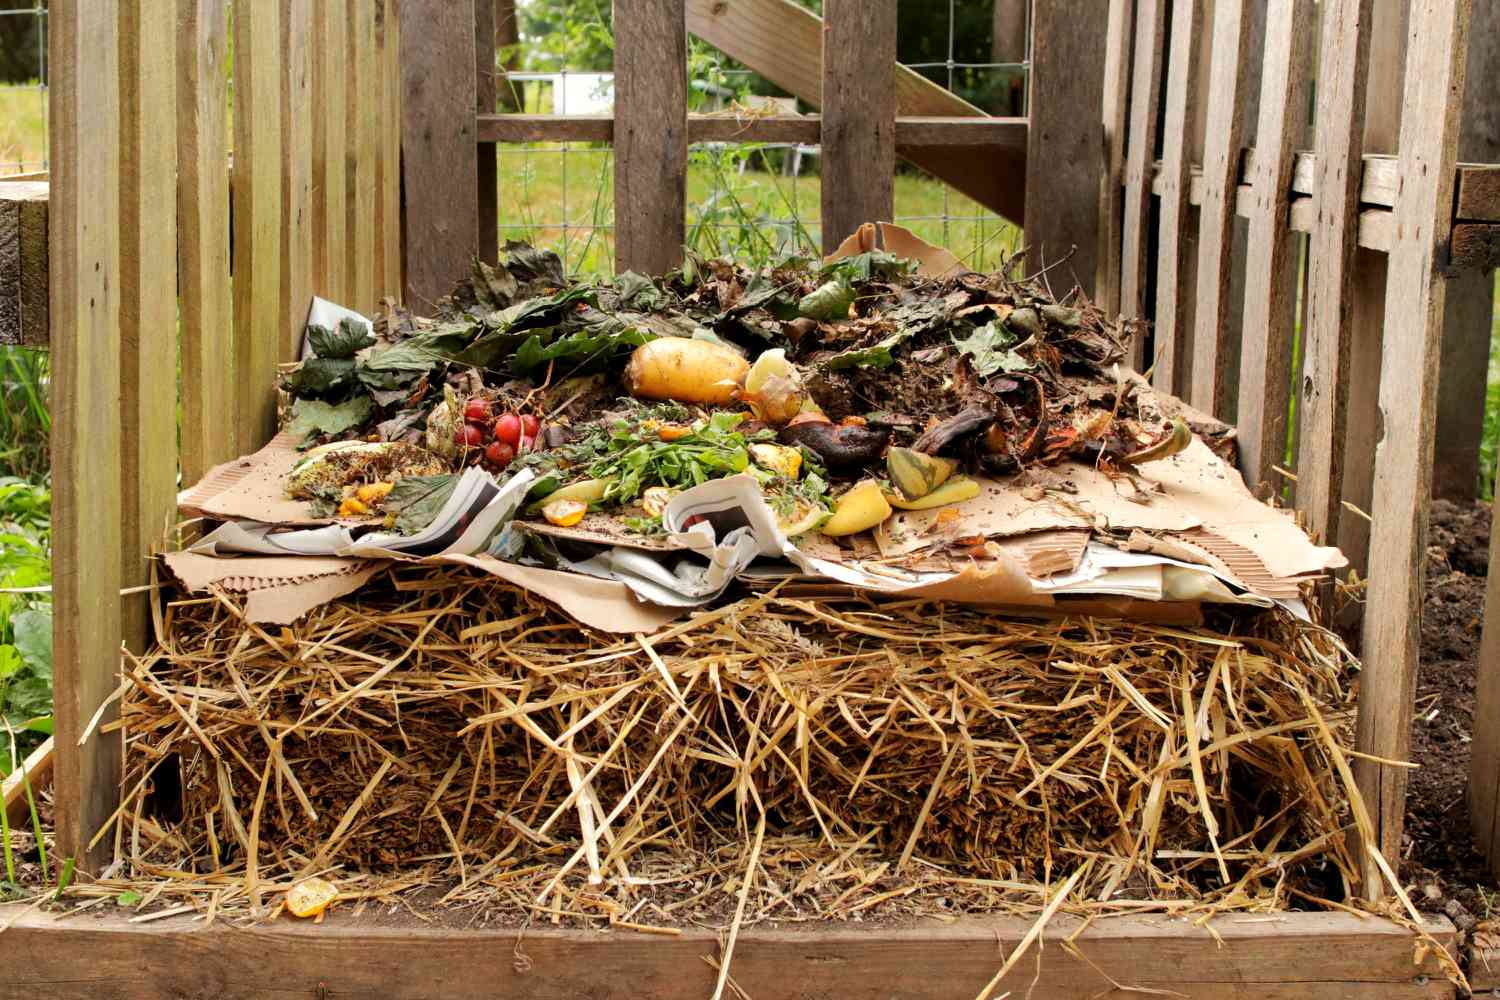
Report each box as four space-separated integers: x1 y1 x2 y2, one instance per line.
4 0 1500 997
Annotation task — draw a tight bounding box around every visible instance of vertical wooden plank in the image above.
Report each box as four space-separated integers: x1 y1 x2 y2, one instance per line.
119 0 178 657
1294 0 1374 543
232 0 284 448
1338 0 1407 580
346 0 377 313
615 0 689 271
1235 0 1314 494
1355 0 1472 900
374 0 403 301
282 0 313 358
1149 0 1202 393
1432 14 1500 500
819 0 895 254
1095 0 1134 315
991 0 1028 116
178 0 234 483
50 0 124 872
1118 0 1167 365
400 0 478 311
1474 497 1500 879
1025 0 1109 299
475 0 499 267
1190 0 1253 416
312 0 348 303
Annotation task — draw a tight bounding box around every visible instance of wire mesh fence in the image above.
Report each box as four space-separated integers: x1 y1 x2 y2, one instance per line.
494 0 1028 277
0 3 48 177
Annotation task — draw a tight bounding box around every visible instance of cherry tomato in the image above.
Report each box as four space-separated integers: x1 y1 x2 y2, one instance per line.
493 412 522 448
485 440 516 468
462 398 491 423
455 423 486 448
520 414 541 439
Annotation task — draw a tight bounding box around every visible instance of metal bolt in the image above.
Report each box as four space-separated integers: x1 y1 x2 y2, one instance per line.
1413 975 1429 987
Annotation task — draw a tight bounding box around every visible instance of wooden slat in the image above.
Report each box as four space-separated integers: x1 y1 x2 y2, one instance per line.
0 180 48 347
312 0 348 303
1474 495 1500 880
378 0 402 300
1026 0 1109 298
51 0 124 873
0 907 1456 1000
1356 0 1473 900
1432 13 1500 501
1190 0 1253 417
1472 939 1500 992
1235 0 1314 494
2 737 52 828
1094 0 1135 314
177 0 233 483
119 0 178 657
820 0 895 252
685 0 1026 225
1149 0 1202 394
477 114 1028 148
1294 0 1374 543
400 0 478 311
614 0 688 274
1337 0 1407 582
346 0 377 314
281 0 313 358
475 0 498 267
231 0 284 450
1118 0 1167 366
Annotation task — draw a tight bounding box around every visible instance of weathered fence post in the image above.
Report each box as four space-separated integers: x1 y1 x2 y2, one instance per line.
50 0 125 873
401 0 479 310
820 0 896 253
614 0 688 274
1026 0 1108 301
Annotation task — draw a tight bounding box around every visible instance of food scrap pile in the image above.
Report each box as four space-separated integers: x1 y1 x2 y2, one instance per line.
278 231 1227 549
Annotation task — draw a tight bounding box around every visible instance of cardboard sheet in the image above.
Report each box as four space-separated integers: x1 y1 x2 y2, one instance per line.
178 432 329 526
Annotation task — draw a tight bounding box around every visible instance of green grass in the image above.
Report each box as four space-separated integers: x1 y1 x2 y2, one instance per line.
496 142 1023 277
0 83 46 176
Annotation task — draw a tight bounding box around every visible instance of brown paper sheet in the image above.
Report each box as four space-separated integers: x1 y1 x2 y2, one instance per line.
177 432 332 526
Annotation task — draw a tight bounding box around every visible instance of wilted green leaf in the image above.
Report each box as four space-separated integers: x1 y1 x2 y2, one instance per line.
798 279 855 321
308 319 375 359
613 271 666 311
115 890 144 907
953 322 1034 377
284 357 357 395
386 474 459 535
820 250 913 285
287 397 375 440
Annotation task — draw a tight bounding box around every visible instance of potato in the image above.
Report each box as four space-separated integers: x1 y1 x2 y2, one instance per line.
624 337 749 406
819 480 892 537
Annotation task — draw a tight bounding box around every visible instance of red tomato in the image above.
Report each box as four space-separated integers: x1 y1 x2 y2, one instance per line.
493 412 522 448
519 414 541 439
462 398 491 423
455 423 486 448
485 440 515 468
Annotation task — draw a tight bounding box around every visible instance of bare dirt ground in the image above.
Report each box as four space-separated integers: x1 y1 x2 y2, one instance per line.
1402 499 1499 938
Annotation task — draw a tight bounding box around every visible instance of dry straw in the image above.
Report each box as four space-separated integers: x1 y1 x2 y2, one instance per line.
89 564 1376 931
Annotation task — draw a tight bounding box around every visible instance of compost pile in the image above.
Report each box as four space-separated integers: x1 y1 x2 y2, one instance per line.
275 233 1230 541
99 234 1378 933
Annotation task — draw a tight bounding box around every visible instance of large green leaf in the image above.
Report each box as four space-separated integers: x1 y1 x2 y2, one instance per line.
10 609 50 681
307 318 375 359
287 397 375 440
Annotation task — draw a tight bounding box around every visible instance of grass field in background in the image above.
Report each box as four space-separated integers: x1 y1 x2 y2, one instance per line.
495 143 1024 276
0 83 46 176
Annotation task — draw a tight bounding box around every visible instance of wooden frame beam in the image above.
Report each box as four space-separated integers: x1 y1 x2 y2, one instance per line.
476 113 1028 149
0 907 1456 1000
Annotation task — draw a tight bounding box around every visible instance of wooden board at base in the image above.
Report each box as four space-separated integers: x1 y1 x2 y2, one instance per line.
0 908 1454 1000
1472 939 1500 992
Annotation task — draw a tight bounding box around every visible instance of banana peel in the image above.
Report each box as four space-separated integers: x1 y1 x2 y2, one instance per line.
883 476 980 510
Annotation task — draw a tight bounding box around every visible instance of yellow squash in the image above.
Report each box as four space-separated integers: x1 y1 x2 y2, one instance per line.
820 480 892 536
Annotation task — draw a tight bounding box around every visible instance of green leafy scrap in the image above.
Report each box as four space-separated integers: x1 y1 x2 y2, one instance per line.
820 250 914 285
953 321 1034 377
307 318 375 359
583 409 772 503
797 279 855 322
287 397 375 441
385 474 459 535
284 357 357 395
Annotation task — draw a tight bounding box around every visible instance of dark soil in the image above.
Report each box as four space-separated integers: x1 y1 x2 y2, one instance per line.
1401 499 1499 937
